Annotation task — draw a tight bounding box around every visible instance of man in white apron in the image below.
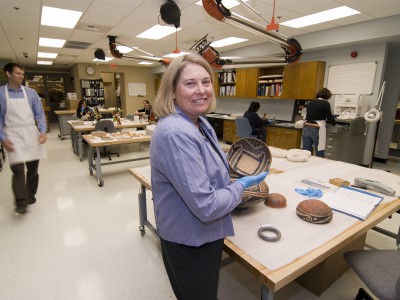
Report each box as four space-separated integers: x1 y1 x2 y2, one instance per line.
0 63 47 214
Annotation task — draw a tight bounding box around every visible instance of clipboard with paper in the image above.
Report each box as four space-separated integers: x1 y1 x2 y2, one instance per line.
320 185 383 220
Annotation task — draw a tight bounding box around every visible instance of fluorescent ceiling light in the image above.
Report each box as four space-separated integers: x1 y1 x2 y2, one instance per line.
195 0 248 9
163 51 190 58
39 37 65 48
38 52 57 58
281 6 361 28
211 37 247 48
138 62 154 65
137 25 181 40
116 46 134 54
93 57 114 62
41 6 83 29
37 61 53 65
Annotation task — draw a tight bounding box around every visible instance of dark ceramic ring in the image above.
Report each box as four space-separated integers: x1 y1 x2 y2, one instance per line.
258 226 281 242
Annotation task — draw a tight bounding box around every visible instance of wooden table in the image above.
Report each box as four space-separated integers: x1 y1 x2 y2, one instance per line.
83 133 151 187
129 158 400 299
68 120 148 161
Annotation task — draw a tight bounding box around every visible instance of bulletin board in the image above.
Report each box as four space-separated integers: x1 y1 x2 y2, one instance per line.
327 62 377 95
128 82 147 96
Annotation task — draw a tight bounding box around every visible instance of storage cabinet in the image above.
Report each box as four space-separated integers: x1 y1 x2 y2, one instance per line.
81 79 105 106
257 66 284 98
223 120 240 143
325 118 366 164
266 126 302 149
236 68 258 98
215 68 257 98
281 61 326 100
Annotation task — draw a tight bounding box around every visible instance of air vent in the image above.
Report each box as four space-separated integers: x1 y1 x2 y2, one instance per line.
58 54 78 58
64 41 92 50
77 23 112 33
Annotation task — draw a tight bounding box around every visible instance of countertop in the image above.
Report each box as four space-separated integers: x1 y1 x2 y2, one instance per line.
206 113 299 129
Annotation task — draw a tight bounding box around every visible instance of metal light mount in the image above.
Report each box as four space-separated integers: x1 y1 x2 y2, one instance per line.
201 0 303 64
107 36 171 66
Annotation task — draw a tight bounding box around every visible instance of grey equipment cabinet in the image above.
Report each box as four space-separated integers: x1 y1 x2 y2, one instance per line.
325 117 366 165
55 110 76 140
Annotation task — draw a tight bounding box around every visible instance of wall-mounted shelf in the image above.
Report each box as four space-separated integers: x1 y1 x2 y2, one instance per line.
81 79 104 106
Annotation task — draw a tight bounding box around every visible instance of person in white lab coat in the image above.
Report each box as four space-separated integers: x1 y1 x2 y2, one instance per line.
0 63 47 214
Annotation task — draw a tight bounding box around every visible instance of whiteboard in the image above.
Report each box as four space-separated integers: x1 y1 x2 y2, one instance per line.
128 82 146 96
327 62 377 95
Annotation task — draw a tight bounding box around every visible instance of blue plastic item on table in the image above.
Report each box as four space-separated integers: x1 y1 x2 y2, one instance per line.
294 188 323 198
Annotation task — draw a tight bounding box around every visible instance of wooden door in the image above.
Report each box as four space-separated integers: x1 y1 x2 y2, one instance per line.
266 127 282 147
296 61 326 100
281 64 299 99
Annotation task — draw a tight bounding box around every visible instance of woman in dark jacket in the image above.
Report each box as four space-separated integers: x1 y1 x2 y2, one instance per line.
302 88 336 157
243 101 272 141
76 100 92 120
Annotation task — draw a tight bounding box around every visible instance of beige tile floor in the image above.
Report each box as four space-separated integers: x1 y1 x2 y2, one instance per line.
0 124 398 300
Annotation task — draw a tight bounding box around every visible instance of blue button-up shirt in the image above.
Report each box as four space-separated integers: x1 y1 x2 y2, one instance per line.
0 84 47 141
150 108 244 247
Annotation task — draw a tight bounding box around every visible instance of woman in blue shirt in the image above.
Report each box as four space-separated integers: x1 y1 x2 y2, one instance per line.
150 54 267 300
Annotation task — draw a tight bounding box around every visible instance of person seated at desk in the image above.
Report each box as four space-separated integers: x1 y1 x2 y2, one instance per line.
243 101 273 141
134 100 152 117
77 100 93 120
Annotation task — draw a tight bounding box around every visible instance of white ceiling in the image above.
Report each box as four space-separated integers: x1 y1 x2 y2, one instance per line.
1 0 400 70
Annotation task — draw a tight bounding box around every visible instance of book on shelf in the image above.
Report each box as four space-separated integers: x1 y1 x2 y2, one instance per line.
320 185 384 221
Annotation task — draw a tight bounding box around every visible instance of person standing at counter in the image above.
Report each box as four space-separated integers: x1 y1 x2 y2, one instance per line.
150 53 268 300
0 63 47 214
302 88 336 157
243 101 273 141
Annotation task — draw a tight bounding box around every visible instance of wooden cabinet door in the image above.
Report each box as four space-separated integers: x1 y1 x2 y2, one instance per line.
281 63 299 99
213 72 219 97
236 68 258 98
280 128 302 149
266 127 282 147
223 120 240 143
296 61 326 100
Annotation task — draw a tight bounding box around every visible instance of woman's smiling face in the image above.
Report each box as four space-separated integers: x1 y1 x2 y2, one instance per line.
173 62 214 121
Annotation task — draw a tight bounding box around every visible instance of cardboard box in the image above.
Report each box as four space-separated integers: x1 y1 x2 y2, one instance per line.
66 93 77 99
65 99 79 110
295 233 366 296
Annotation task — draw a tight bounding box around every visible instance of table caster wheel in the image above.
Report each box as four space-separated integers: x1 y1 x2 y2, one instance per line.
90 169 93 176
139 225 145 236
98 180 103 187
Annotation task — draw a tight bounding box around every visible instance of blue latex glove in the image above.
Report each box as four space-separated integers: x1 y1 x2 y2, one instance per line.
294 188 323 198
237 171 269 189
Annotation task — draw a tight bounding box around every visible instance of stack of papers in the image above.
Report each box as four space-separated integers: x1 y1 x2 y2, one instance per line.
320 186 383 220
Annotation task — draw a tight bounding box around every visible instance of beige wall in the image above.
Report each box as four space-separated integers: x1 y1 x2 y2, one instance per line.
70 63 157 116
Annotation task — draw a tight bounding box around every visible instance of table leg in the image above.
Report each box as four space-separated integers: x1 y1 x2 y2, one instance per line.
58 116 63 140
77 132 84 161
95 147 103 187
138 184 147 236
88 146 94 176
261 285 274 300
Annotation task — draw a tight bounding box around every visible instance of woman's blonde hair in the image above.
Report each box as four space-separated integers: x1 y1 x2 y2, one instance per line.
153 53 216 117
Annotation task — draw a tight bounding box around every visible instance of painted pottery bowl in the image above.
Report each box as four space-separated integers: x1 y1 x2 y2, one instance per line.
228 137 272 177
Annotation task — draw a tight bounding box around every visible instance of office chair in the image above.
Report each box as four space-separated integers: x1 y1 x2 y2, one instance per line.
235 117 258 139
343 249 400 300
94 120 120 161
